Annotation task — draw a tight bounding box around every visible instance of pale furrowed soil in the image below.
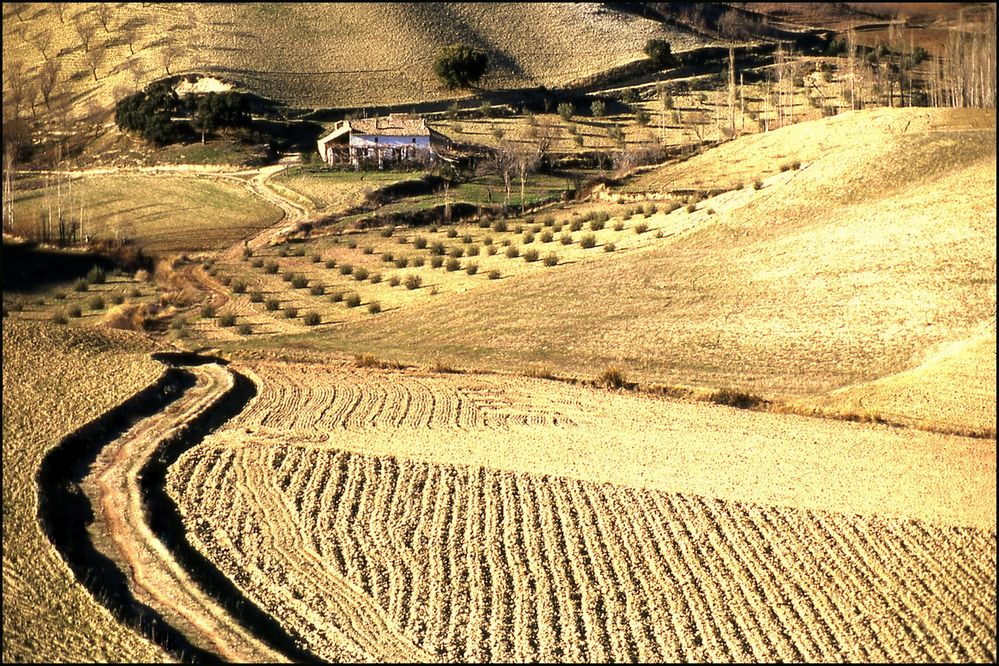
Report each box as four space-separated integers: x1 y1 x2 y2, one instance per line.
166 359 996 662
81 361 287 663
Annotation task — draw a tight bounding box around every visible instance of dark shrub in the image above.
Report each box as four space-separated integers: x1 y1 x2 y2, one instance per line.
465 263 478 275
87 266 107 284
232 280 247 293
291 275 308 289
579 234 596 248
369 273 382 284
339 263 353 275
283 305 299 319
265 261 279 274
434 43 489 89
87 295 105 310
363 245 374 255
367 301 382 314
634 222 648 234
237 323 253 335
449 246 465 258
353 267 369 281
505 246 520 258
413 236 428 249
329 291 344 303
249 290 264 302
523 249 540 262
303 311 321 326
68 304 83 318
345 293 362 308
445 258 461 272
309 283 325 296
430 256 444 268
74 278 89 292
219 312 236 327
543 253 558 266
405 274 423 290
487 269 501 279
604 242 616 252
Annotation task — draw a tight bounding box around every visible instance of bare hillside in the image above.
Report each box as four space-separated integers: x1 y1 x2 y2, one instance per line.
2 2 701 118
295 108 996 416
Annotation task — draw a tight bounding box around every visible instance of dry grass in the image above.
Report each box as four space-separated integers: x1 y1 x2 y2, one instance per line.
264 109 995 428
1 319 167 663
9 173 283 254
166 359 996 661
2 3 703 118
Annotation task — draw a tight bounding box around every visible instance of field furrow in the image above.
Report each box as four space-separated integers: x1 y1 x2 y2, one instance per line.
165 361 996 662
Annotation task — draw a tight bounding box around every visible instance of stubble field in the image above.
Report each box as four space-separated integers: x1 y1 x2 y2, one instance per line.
166 359 996 662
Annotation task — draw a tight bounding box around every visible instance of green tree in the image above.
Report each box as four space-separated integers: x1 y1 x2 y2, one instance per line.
434 43 489 89
644 39 677 69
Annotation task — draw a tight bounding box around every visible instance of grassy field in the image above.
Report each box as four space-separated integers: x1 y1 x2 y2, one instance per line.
232 109 995 419
273 168 426 213
1 319 167 663
165 358 996 661
9 172 283 254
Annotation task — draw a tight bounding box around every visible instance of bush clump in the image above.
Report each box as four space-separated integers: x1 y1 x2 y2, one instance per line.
237 323 253 335
353 267 369 281
369 273 382 284
201 303 216 318
465 263 478 275
487 269 501 280
523 249 540 262
634 222 648 234
291 275 309 289
579 234 597 248
303 311 321 326
522 232 535 244
413 236 428 249
265 261 279 274
87 296 106 311
309 283 325 296
449 246 465 259
388 275 401 287
219 312 236 327
68 304 83 318
466 244 480 256
363 246 374 255
412 256 425 267
492 219 508 232
345 293 362 308
405 274 423 290
324 258 337 269
430 256 445 268
445 258 461 272
73 279 90 292
604 242 617 252
232 280 247 294
265 298 280 311
339 263 353 275
367 301 382 314
250 258 264 268
430 242 446 256
329 291 344 303
283 305 299 319
111 294 125 305
87 266 107 284
446 227 458 238
543 253 559 266
686 203 697 213
505 246 520 259
599 366 627 388
249 290 264 302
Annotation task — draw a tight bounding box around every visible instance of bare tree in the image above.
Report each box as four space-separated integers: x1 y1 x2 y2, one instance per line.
39 59 62 110
53 2 67 23
95 3 114 33
74 15 97 53
121 22 139 55
83 100 110 140
727 47 736 133
159 42 182 75
8 3 27 22
123 58 145 87
84 45 106 81
31 29 54 61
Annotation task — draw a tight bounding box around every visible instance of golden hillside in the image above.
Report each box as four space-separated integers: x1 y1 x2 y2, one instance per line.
2 2 702 118
289 108 995 428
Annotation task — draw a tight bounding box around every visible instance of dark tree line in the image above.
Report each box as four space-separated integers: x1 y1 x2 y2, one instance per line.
114 83 250 145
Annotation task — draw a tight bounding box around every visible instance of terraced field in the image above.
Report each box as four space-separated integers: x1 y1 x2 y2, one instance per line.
167 359 997 662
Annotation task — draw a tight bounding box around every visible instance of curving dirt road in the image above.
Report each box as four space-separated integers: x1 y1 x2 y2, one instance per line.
81 361 290 663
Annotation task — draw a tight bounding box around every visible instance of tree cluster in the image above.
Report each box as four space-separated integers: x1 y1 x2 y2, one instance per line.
115 83 250 145
434 43 489 89
644 39 677 69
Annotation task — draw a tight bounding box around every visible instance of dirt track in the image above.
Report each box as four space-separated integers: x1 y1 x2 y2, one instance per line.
82 361 288 663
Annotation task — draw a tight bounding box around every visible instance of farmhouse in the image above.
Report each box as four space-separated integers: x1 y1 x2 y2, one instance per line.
316 114 450 168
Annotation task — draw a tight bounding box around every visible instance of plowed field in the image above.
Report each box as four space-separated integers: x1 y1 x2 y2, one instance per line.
167 360 997 662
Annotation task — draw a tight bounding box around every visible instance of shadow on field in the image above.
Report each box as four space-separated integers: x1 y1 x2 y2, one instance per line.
2 243 116 293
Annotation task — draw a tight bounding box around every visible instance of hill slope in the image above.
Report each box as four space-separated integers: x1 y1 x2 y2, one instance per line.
280 108 995 424
3 2 702 118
